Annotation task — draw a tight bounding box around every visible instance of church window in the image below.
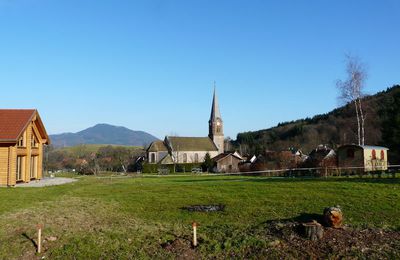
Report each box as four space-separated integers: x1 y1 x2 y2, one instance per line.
183 153 187 163
194 153 199 163
150 153 156 163
380 150 385 160
372 149 376 160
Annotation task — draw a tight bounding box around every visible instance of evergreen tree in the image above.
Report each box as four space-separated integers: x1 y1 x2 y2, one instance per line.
202 152 214 172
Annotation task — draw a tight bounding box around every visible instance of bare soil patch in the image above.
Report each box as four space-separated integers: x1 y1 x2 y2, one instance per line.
263 221 400 259
181 204 225 212
161 238 200 260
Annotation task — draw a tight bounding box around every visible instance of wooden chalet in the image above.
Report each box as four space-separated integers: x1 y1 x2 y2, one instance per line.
0 109 50 186
337 144 388 173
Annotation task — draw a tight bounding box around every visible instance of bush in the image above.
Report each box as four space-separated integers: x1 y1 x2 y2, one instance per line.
142 163 203 174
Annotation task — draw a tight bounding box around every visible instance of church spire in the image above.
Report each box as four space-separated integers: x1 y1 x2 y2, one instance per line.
209 82 224 154
210 82 222 121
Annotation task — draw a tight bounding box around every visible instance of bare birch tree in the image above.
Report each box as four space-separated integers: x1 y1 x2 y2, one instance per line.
336 54 367 145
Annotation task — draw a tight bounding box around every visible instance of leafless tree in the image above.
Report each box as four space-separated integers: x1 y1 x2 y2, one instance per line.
336 54 367 145
224 137 232 152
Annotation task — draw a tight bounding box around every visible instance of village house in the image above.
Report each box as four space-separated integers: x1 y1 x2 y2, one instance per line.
147 89 228 166
212 151 243 173
337 144 389 174
304 145 337 168
0 109 50 186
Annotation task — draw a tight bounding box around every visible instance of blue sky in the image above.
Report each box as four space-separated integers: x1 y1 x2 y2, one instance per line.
1 1 399 139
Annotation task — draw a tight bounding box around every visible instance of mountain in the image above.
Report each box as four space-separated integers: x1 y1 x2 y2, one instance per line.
233 85 400 163
50 124 159 147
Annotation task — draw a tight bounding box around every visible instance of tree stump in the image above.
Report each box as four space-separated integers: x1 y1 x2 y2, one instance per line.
302 221 324 241
323 206 343 228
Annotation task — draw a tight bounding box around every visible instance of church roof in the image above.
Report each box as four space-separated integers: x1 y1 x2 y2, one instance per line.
209 88 222 121
147 140 167 152
167 136 218 152
159 154 174 164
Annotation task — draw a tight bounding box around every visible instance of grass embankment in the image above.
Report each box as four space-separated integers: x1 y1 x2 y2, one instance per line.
0 175 399 259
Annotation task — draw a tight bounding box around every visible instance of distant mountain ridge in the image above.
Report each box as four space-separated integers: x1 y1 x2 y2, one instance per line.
50 123 159 147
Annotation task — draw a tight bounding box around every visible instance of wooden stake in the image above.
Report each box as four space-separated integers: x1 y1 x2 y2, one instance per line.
37 224 43 253
192 222 198 247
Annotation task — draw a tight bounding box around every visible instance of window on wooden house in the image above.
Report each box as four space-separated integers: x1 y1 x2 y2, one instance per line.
16 156 24 181
31 133 39 148
372 149 376 160
17 134 25 147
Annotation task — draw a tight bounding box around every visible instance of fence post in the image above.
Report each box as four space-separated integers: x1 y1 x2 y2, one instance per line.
37 224 43 253
192 222 198 247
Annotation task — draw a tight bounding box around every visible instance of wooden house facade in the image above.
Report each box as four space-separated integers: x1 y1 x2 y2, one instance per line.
0 109 50 186
337 145 388 173
212 152 243 173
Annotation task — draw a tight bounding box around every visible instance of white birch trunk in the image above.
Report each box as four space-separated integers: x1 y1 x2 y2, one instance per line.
354 99 361 145
358 98 365 146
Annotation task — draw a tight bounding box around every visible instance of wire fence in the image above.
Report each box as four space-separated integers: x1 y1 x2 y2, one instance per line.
223 165 400 178
77 165 400 179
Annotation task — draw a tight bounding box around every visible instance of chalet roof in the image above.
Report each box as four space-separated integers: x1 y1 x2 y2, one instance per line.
0 109 49 144
212 152 243 162
167 136 218 152
339 144 389 150
361 145 389 150
147 140 167 152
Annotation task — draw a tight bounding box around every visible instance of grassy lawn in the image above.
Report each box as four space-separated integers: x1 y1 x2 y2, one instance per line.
0 175 399 259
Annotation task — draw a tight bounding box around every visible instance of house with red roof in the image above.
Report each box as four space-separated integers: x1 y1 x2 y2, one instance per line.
0 109 50 186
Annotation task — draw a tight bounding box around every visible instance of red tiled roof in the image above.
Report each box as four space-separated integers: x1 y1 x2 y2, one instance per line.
0 109 36 141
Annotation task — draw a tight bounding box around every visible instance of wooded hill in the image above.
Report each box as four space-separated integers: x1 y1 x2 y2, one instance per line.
50 123 158 147
234 85 400 163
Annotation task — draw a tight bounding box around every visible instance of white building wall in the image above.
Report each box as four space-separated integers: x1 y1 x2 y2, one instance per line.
173 151 218 164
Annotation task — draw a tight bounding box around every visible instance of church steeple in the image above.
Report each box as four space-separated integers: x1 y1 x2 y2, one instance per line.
209 84 224 154
210 86 222 122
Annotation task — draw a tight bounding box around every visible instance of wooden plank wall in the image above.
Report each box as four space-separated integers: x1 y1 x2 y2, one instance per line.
0 147 9 185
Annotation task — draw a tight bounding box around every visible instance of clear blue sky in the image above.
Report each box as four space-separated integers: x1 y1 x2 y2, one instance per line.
1 0 399 139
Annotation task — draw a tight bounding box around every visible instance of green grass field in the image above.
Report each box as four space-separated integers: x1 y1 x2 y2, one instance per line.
0 175 399 259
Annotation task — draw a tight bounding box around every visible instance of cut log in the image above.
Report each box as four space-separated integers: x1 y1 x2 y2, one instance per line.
302 221 324 241
323 206 343 228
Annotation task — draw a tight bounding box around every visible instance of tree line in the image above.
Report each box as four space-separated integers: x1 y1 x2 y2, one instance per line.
44 145 146 174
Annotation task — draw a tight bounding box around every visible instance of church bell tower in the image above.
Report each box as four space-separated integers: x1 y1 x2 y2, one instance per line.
209 87 224 154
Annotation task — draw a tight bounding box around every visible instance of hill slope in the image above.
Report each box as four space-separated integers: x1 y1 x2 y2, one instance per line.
50 124 159 147
234 85 400 163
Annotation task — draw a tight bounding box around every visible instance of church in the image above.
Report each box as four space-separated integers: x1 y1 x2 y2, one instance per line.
147 89 225 165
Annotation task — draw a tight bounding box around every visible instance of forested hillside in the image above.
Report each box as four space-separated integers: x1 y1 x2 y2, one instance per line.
50 123 158 147
234 85 400 163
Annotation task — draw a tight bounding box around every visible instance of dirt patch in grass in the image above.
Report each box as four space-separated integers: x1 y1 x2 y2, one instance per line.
181 204 225 212
162 237 200 260
262 221 400 259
